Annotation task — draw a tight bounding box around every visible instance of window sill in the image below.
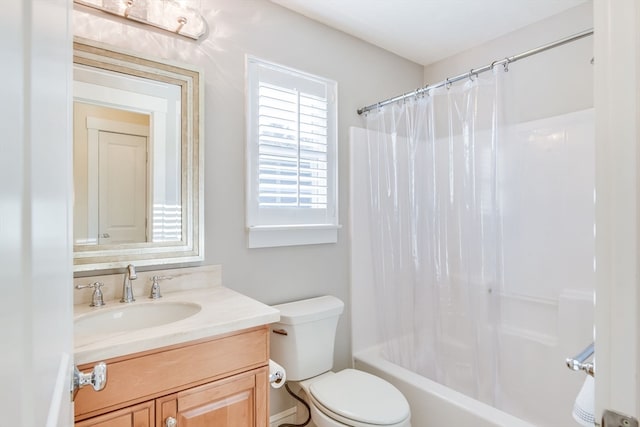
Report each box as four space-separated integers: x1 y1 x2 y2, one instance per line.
247 224 340 248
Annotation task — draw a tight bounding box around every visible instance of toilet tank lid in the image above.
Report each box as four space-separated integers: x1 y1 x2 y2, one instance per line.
272 295 344 325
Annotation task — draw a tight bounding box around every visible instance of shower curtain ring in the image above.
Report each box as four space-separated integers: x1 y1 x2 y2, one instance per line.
468 69 477 81
503 58 510 72
445 78 452 90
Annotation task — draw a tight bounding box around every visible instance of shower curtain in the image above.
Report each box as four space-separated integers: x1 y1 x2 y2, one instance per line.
363 68 505 405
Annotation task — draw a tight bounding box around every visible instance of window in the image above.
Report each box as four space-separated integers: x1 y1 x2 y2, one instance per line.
246 57 338 248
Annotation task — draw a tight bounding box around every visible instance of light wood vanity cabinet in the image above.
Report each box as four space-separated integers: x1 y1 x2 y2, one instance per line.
75 401 154 427
74 326 269 427
156 367 268 426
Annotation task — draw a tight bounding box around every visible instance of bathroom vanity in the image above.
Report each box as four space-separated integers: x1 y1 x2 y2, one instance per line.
73 266 279 427
70 38 280 426
75 327 269 426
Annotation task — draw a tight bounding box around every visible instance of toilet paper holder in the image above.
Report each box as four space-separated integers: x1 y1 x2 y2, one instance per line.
566 342 595 377
268 359 286 388
269 370 284 384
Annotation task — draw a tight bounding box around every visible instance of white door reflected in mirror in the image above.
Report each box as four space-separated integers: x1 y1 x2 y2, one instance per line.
74 103 153 245
98 130 148 245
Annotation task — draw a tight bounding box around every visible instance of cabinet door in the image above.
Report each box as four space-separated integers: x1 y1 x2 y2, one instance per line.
76 400 154 427
158 367 268 427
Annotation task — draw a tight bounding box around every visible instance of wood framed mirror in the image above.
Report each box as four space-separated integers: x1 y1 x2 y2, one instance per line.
73 37 203 271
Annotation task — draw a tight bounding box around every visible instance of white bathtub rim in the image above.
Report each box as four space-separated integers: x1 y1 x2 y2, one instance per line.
354 345 537 427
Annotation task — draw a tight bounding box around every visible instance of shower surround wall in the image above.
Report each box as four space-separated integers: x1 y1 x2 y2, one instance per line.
351 108 594 427
351 4 594 427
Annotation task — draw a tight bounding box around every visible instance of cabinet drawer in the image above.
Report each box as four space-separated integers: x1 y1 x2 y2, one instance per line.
75 327 268 420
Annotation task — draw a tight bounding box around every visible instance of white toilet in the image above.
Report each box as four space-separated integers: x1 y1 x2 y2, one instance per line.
271 295 411 427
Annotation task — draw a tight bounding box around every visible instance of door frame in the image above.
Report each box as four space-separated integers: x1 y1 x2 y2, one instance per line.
594 0 640 422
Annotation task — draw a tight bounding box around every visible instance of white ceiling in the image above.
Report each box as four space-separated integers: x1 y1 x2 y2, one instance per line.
269 0 589 66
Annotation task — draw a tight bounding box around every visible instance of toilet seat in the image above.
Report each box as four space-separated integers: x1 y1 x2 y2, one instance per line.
307 369 411 427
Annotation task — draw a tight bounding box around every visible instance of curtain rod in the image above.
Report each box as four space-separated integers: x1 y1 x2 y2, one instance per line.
357 28 594 115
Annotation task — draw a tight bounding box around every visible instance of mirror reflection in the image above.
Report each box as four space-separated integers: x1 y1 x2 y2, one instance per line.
73 64 182 246
72 38 203 272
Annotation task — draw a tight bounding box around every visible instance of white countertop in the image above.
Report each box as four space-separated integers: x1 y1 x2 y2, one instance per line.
74 286 280 365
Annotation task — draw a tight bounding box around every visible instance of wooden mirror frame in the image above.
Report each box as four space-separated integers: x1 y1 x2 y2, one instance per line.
73 37 203 272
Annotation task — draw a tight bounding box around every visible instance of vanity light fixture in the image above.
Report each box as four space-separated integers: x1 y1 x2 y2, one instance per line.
74 0 208 40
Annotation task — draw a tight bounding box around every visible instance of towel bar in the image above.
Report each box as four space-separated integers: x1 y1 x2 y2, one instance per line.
566 342 595 377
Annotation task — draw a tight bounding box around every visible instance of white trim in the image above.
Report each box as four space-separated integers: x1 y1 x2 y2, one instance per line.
248 226 338 248
87 126 99 245
594 0 640 420
269 407 297 427
74 79 169 113
248 224 341 231
86 117 149 136
45 353 71 427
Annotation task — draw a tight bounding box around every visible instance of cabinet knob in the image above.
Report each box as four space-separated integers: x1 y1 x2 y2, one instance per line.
165 416 177 427
72 362 107 400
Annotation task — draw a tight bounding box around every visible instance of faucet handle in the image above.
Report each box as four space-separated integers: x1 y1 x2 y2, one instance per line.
127 264 137 280
75 282 105 307
149 275 173 299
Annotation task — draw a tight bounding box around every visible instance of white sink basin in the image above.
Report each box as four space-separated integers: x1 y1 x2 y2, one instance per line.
74 301 202 337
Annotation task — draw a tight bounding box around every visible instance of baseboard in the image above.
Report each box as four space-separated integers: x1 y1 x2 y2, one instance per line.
270 407 297 427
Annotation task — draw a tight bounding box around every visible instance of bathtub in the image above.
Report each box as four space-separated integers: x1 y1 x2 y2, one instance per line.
353 346 536 427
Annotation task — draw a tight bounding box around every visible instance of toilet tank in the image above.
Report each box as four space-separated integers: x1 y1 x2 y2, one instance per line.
270 295 344 381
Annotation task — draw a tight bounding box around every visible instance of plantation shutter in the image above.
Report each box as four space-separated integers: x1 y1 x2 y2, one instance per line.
258 82 328 209
246 57 338 247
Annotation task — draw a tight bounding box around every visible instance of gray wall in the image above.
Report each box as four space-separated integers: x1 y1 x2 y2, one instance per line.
73 0 423 415
423 2 593 123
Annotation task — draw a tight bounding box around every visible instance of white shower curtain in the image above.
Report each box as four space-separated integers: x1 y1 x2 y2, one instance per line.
363 68 505 404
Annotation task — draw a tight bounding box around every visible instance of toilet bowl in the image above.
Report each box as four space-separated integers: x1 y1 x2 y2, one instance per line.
298 370 411 427
270 296 412 427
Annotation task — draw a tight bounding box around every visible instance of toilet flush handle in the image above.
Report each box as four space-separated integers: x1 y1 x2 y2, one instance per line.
272 328 288 336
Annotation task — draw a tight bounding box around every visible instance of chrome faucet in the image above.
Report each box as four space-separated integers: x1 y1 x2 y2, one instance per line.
149 275 173 299
75 282 105 307
120 264 137 303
